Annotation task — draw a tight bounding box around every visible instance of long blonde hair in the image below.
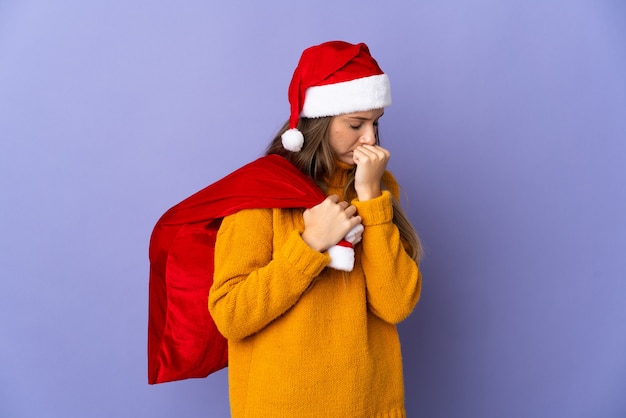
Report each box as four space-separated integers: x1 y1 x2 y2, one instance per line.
266 117 422 262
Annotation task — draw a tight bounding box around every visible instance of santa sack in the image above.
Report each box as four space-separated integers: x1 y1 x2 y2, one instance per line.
147 154 359 384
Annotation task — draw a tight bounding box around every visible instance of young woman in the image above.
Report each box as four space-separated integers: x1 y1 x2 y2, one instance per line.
209 41 422 418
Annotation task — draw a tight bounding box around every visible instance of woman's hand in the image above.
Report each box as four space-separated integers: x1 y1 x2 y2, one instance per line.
353 144 390 201
301 195 362 252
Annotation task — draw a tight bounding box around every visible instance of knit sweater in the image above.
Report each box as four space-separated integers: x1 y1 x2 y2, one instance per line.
209 161 421 418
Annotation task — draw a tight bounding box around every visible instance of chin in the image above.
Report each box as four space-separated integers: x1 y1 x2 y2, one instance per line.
339 153 355 165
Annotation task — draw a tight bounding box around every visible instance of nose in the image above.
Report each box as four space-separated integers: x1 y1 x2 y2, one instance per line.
360 124 377 145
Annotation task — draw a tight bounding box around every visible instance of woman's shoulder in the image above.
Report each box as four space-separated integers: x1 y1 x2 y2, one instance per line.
219 207 273 234
220 206 299 234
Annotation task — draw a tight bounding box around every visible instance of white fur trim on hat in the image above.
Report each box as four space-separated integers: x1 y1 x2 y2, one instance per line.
301 74 391 118
343 224 364 245
281 128 305 152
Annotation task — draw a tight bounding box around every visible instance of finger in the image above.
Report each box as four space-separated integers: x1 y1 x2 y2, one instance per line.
362 145 388 159
354 145 380 161
326 194 339 203
350 215 362 228
337 200 350 210
353 148 371 164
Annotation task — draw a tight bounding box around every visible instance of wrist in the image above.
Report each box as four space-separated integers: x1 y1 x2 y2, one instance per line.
301 231 327 252
356 185 381 201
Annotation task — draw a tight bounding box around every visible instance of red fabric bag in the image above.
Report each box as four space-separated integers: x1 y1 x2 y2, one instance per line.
148 155 327 384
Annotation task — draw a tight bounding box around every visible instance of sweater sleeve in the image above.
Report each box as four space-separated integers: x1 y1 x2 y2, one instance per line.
208 208 330 341
352 182 422 324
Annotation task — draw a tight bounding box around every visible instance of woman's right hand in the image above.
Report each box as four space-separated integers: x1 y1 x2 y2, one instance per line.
301 195 362 252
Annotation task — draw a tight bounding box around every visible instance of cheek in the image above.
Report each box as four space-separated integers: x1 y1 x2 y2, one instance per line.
330 130 357 152
328 129 344 152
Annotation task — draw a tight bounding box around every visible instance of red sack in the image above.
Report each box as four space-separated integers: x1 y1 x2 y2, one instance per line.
148 155 326 384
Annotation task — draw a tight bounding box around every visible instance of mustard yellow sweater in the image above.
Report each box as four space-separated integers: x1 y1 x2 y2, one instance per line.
209 162 421 418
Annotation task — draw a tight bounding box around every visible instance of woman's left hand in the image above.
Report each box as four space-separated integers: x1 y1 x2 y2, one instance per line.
353 144 390 201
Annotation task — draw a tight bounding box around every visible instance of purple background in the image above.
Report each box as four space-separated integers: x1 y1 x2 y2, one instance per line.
1 1 625 417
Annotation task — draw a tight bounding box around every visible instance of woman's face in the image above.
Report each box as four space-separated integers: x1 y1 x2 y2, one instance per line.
328 109 385 165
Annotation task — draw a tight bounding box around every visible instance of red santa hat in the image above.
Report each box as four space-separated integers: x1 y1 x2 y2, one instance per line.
281 41 392 152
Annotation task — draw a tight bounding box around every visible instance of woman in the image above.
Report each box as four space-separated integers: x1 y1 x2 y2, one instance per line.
209 40 422 418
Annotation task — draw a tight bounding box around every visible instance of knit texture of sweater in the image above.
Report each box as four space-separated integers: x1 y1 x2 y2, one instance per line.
209 161 421 418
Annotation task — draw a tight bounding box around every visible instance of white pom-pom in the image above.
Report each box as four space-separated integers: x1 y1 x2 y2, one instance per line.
327 243 355 272
281 128 304 152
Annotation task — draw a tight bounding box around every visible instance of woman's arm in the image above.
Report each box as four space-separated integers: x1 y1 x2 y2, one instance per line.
352 145 421 323
353 189 422 324
208 208 329 341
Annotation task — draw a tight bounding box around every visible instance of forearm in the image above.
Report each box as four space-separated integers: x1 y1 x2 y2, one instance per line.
353 191 421 323
209 210 329 340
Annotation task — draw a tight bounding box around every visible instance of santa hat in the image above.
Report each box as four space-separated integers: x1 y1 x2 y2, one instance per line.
281 41 392 152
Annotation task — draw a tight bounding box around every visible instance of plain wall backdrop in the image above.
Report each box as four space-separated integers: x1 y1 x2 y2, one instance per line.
1 1 625 417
